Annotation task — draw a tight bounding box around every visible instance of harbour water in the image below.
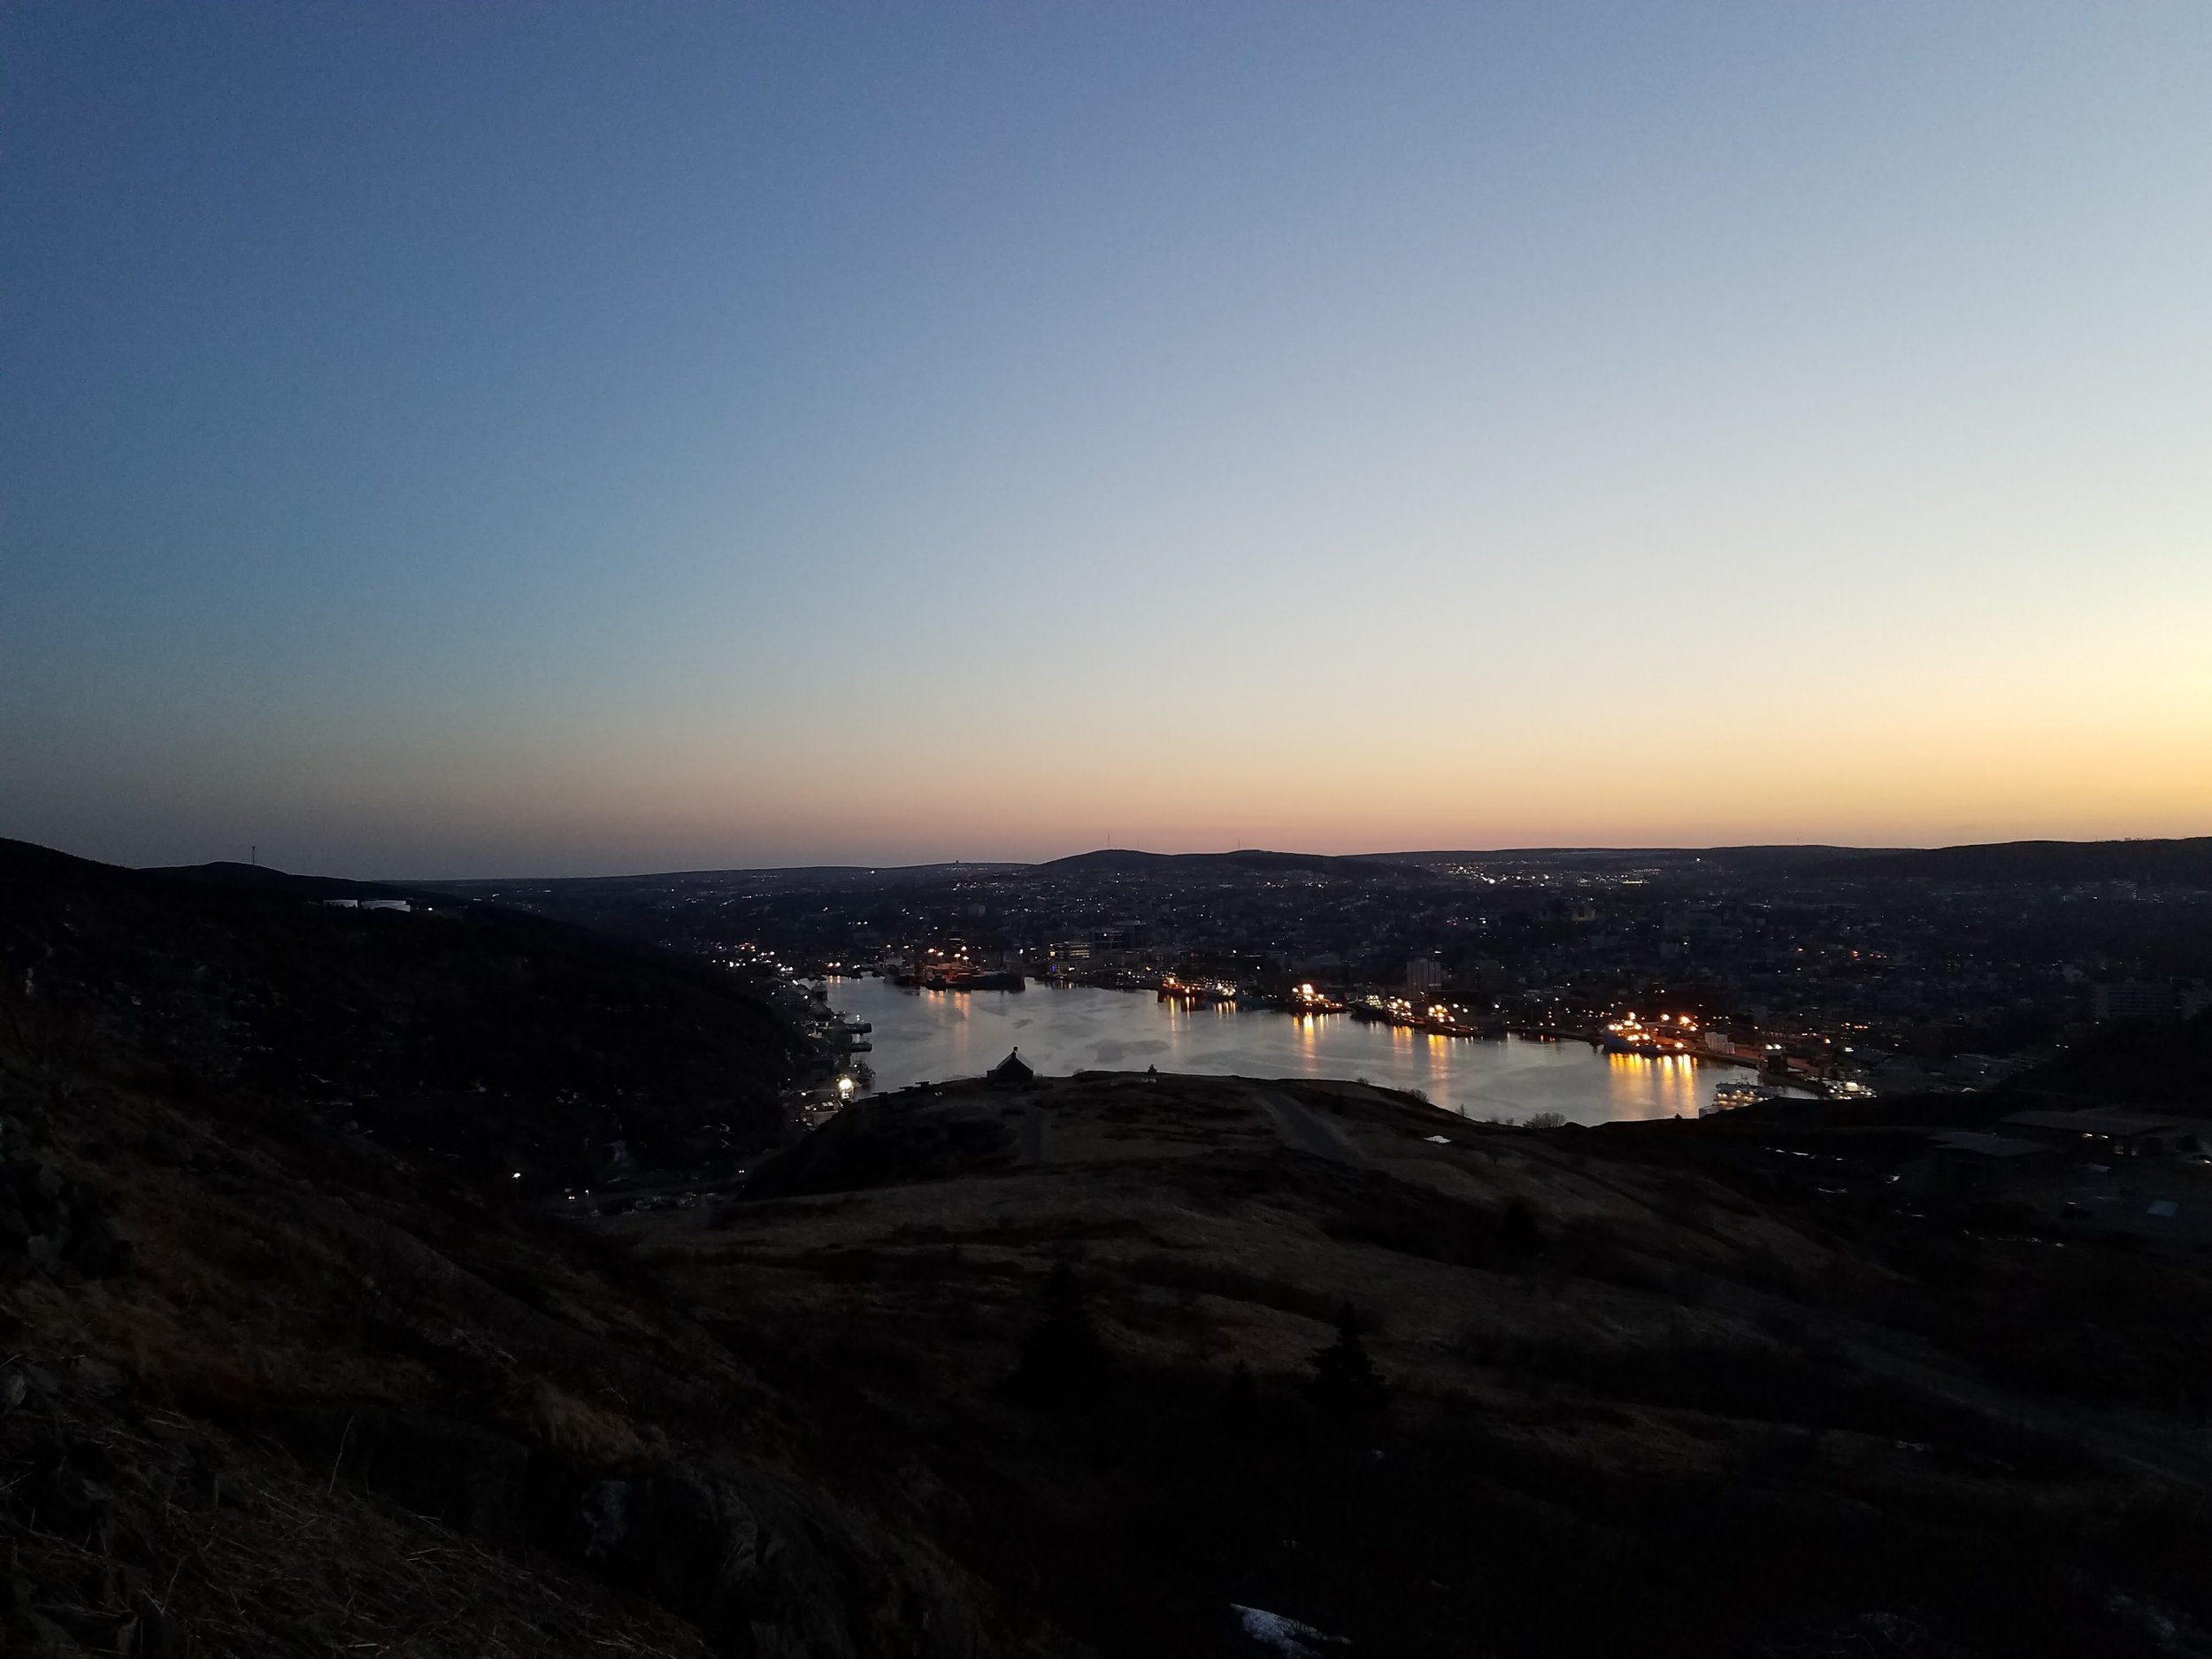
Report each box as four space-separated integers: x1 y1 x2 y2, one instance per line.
827 975 1747 1125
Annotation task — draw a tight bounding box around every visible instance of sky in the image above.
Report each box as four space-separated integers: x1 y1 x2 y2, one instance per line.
3 3 2208 877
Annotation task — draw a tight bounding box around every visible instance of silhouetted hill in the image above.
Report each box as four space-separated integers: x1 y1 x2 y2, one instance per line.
143 858 421 902
0 838 801 1186
1039 848 1415 877
1810 837 2212 886
421 859 1021 895
1697 843 1902 871
1379 844 1899 872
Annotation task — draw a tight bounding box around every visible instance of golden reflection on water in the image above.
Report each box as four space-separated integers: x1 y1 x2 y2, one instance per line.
844 980 1733 1123
1603 1050 1706 1115
1423 1031 1452 1093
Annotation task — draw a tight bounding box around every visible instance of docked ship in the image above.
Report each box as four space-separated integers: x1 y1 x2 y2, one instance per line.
917 970 1024 992
1600 1012 1701 1058
1158 976 1238 1006
1286 982 1346 1015
1701 1080 1784 1117
1349 994 1488 1036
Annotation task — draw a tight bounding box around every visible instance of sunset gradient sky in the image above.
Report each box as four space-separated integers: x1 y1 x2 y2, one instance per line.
4 4 2208 876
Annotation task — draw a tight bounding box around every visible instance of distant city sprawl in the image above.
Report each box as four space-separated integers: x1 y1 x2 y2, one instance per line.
421 841 2212 1107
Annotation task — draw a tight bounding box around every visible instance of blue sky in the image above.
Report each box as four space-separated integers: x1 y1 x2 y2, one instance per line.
4 3 2208 874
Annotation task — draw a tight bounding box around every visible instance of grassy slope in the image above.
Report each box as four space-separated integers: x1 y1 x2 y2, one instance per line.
651 1074 2212 1657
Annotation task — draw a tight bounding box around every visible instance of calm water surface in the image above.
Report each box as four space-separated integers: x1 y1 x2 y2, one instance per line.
828 976 1740 1125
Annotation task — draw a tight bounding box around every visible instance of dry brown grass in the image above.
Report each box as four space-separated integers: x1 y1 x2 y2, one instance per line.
506 1376 666 1465
0 1366 706 1658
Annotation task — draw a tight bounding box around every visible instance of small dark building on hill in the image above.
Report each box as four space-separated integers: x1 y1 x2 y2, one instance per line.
2000 1108 2204 1159
1900 1130 2059 1197
987 1048 1035 1089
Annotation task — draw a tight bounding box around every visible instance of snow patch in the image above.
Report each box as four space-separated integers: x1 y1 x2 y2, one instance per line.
1233 1603 1348 1655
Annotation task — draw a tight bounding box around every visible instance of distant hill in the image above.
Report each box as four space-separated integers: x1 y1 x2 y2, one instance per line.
146 858 424 902
1809 837 2212 886
1036 848 1417 878
1379 845 1893 872
1694 844 1904 872
418 859 1026 895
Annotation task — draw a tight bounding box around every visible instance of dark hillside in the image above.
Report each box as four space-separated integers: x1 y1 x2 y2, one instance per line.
0 839 802 1186
1380 844 1890 871
1810 836 2212 886
143 859 422 902
0 905 1021 1655
2008 1009 2212 1110
1039 848 1414 878
1697 842 1900 872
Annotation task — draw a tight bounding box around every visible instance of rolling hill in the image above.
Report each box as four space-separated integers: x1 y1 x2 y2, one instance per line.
1810 837 2212 886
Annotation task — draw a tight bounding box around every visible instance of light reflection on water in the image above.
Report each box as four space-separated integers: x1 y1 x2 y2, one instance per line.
827 977 1734 1125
